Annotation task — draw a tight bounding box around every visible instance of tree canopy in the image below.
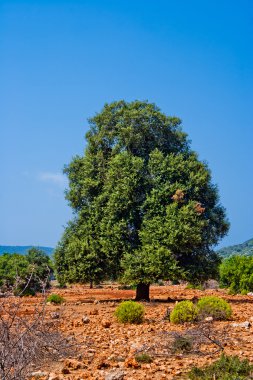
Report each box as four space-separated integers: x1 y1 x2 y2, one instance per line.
55 100 229 300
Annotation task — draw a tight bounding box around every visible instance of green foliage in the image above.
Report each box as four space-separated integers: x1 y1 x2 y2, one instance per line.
170 297 231 324
186 283 204 290
188 354 253 380
115 300 145 324
46 293 65 304
54 220 106 287
170 301 198 324
171 334 193 353
0 249 52 294
0 253 29 289
56 100 229 300
118 285 135 290
219 255 253 294
121 246 183 286
197 296 232 320
135 353 153 363
26 247 53 291
217 238 253 259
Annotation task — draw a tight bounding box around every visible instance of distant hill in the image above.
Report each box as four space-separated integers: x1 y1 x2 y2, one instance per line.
217 238 253 258
0 246 54 256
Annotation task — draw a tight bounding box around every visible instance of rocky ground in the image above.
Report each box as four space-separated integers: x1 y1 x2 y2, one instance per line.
19 284 253 379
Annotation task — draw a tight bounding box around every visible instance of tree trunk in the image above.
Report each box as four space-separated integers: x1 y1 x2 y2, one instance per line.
90 280 93 289
135 283 150 301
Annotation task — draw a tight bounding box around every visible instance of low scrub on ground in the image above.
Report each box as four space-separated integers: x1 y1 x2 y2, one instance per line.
115 300 145 324
46 293 65 304
197 296 232 320
170 300 198 324
170 296 232 324
188 354 253 379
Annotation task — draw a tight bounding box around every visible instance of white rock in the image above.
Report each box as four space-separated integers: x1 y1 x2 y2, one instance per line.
231 321 251 328
82 315 90 324
204 316 213 322
104 369 125 380
31 371 48 377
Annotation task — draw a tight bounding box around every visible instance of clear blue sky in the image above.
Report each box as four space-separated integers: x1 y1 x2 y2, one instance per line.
1 0 252 248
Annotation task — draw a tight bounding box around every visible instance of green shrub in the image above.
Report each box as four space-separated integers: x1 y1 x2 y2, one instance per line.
135 352 153 363
115 300 144 324
14 287 36 296
118 285 136 290
219 255 253 294
186 283 204 290
197 296 232 320
171 334 193 353
46 293 65 304
0 249 53 295
170 301 198 324
188 354 253 379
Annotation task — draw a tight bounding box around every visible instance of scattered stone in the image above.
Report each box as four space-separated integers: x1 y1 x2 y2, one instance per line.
101 320 111 328
82 315 90 324
31 371 48 378
73 320 83 327
231 321 251 329
64 358 85 370
94 300 100 304
50 312 60 319
90 308 99 315
247 292 253 296
61 367 70 374
97 358 110 369
48 374 61 380
124 357 139 368
104 369 125 380
204 316 213 322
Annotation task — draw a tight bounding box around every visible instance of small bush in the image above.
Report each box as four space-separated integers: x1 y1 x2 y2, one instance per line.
118 285 132 290
171 334 193 353
135 352 153 363
188 354 253 379
170 301 198 324
220 255 253 294
46 294 65 304
186 283 204 291
197 296 232 320
115 301 144 324
14 287 36 296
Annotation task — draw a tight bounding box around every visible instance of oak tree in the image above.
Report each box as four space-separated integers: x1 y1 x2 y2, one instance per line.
55 100 229 300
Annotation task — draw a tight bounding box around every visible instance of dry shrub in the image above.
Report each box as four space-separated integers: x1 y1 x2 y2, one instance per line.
0 281 75 380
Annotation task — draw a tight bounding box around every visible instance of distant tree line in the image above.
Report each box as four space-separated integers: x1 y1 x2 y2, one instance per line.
0 248 53 295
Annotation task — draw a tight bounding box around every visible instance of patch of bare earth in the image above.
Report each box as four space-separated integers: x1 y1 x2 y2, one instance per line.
22 284 253 379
